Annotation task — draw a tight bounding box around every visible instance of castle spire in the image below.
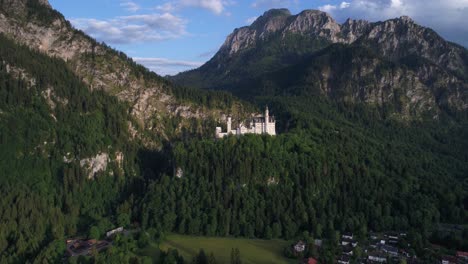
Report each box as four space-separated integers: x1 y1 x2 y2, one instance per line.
227 116 232 133
264 106 269 133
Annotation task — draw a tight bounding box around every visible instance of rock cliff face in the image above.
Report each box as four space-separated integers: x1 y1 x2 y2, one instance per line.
220 9 345 56
358 17 467 76
284 10 342 41
0 0 228 143
218 9 364 56
173 8 468 118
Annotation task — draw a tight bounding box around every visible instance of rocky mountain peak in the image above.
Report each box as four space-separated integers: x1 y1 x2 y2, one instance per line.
1 0 50 9
399 15 414 24
175 8 467 116
34 0 52 7
357 15 467 76
295 9 332 20
1 0 26 14
285 9 341 41
250 8 290 27
340 18 371 43
261 8 291 18
221 9 342 55
251 8 291 36
0 0 52 19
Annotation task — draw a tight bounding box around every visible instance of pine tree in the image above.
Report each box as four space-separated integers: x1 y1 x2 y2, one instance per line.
208 252 217 264
230 248 242 264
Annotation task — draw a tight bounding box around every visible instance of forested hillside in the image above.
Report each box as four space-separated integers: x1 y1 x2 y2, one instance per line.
140 97 468 255
0 31 138 262
0 29 243 263
168 10 468 256
0 0 252 143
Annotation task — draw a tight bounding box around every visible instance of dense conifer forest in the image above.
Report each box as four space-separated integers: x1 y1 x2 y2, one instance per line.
0 29 254 262
142 96 468 242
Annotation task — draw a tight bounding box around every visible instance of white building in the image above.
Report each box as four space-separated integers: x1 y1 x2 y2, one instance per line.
294 241 306 253
216 106 276 138
106 227 124 238
368 252 387 263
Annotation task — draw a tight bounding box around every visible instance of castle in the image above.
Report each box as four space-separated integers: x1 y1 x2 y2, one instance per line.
216 106 276 138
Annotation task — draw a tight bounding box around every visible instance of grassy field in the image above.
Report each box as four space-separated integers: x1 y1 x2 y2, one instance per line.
159 234 298 264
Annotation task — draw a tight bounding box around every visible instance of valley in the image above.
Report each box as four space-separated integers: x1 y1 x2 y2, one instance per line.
0 1 466 263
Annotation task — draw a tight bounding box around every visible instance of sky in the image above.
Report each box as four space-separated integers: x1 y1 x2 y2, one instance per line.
48 0 468 76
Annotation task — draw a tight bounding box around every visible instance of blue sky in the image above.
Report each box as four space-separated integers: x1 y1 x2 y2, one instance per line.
49 0 468 76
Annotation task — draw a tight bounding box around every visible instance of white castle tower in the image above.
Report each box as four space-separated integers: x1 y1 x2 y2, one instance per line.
264 106 276 135
227 116 232 132
215 106 276 138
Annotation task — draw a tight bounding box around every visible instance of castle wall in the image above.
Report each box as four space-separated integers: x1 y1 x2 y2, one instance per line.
255 123 263 134
267 123 276 135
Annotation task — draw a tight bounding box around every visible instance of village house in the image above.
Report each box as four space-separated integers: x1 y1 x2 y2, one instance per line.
341 237 358 247
342 245 354 256
457 251 468 260
370 233 378 240
342 233 354 240
294 240 306 253
383 233 399 245
441 255 458 264
314 239 323 247
380 244 399 257
106 226 124 238
368 251 387 263
304 257 318 264
338 255 351 264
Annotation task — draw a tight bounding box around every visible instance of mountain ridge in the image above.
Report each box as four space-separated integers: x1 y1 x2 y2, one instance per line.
0 0 249 145
172 8 468 118
219 8 466 73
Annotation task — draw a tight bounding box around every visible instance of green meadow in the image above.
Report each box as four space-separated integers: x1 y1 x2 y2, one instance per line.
159 234 297 264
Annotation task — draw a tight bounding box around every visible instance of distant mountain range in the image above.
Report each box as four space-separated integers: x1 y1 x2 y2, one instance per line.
172 8 468 118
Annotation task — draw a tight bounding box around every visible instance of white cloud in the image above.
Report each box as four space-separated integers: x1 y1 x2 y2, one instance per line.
340 2 351 9
156 0 234 15
318 2 350 13
319 4 337 13
251 0 299 9
71 13 187 44
133 57 203 76
246 16 258 24
320 0 468 46
155 2 175 12
120 1 140 12
180 0 224 14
